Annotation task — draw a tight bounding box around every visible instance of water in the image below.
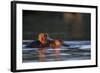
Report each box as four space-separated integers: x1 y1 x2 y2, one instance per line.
22 40 91 63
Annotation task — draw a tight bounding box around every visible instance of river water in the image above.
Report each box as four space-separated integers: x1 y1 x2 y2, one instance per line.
22 40 91 63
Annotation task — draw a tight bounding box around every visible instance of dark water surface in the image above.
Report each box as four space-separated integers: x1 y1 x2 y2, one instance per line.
22 40 91 63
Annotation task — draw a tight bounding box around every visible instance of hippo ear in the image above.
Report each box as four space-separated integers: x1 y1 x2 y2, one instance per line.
45 33 48 37
55 39 63 43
